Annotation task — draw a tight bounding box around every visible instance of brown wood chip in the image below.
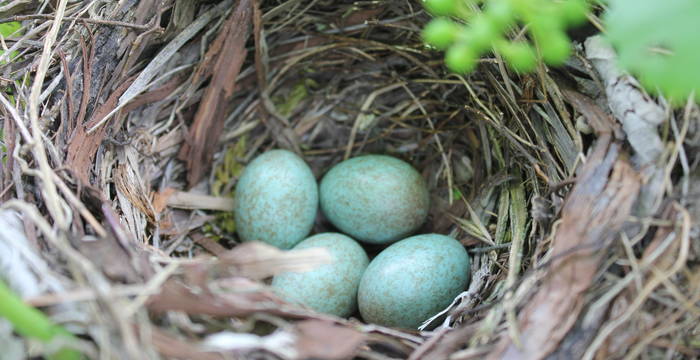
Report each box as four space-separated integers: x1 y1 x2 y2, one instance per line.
178 0 253 187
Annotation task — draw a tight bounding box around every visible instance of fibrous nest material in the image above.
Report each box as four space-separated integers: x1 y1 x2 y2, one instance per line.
0 0 698 359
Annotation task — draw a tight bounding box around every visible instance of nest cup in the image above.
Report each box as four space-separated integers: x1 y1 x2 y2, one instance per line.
237 4 531 304
223 1 542 334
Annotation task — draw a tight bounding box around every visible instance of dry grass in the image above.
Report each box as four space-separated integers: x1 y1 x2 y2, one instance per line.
0 0 697 359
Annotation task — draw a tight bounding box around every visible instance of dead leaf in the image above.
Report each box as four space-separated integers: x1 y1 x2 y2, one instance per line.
337 7 384 29
296 320 366 360
152 187 177 215
218 241 332 280
146 325 224 360
147 242 332 317
76 234 142 283
147 279 273 317
156 213 215 237
191 233 228 256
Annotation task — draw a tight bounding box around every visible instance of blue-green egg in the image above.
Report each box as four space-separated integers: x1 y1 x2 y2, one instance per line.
234 150 318 249
271 233 369 317
319 155 430 244
357 234 470 329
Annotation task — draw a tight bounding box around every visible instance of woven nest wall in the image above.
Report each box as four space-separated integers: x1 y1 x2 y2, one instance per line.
0 0 698 359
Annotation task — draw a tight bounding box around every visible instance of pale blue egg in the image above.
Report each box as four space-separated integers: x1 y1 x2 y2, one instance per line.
234 150 318 249
319 155 430 244
271 233 369 317
358 234 470 328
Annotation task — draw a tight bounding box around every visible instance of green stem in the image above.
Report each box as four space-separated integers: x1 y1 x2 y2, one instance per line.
0 279 82 360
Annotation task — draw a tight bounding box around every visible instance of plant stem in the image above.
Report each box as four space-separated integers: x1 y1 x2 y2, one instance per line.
0 280 82 360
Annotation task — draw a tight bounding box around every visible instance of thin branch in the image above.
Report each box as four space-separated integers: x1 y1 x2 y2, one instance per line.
0 14 150 31
27 0 69 231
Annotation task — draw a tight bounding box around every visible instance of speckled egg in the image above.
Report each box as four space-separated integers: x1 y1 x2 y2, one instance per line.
357 234 470 329
319 155 429 244
234 150 318 249
271 233 370 317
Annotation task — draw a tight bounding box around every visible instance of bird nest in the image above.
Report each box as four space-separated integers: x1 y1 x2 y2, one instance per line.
0 0 698 359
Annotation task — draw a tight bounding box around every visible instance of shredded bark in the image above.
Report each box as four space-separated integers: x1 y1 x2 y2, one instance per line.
178 0 253 187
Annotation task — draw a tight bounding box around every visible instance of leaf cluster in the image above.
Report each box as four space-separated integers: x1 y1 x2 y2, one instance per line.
422 0 589 73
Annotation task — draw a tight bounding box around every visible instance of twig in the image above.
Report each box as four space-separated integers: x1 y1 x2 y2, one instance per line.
0 15 150 31
0 92 32 142
582 204 692 360
50 172 108 238
468 243 512 253
27 0 69 231
344 82 406 159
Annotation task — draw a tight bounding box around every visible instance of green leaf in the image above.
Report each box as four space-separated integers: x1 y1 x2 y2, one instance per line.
445 43 478 73
212 136 248 196
485 0 514 29
0 22 21 37
560 0 590 25
275 79 316 117
423 18 460 50
423 0 458 16
0 22 21 64
452 187 463 201
537 31 571 65
605 0 700 103
469 14 500 52
496 41 537 72
421 0 592 74
0 280 82 360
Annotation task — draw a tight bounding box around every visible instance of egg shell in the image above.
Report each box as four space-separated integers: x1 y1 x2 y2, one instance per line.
234 150 318 249
319 155 430 244
271 233 370 317
357 234 470 329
